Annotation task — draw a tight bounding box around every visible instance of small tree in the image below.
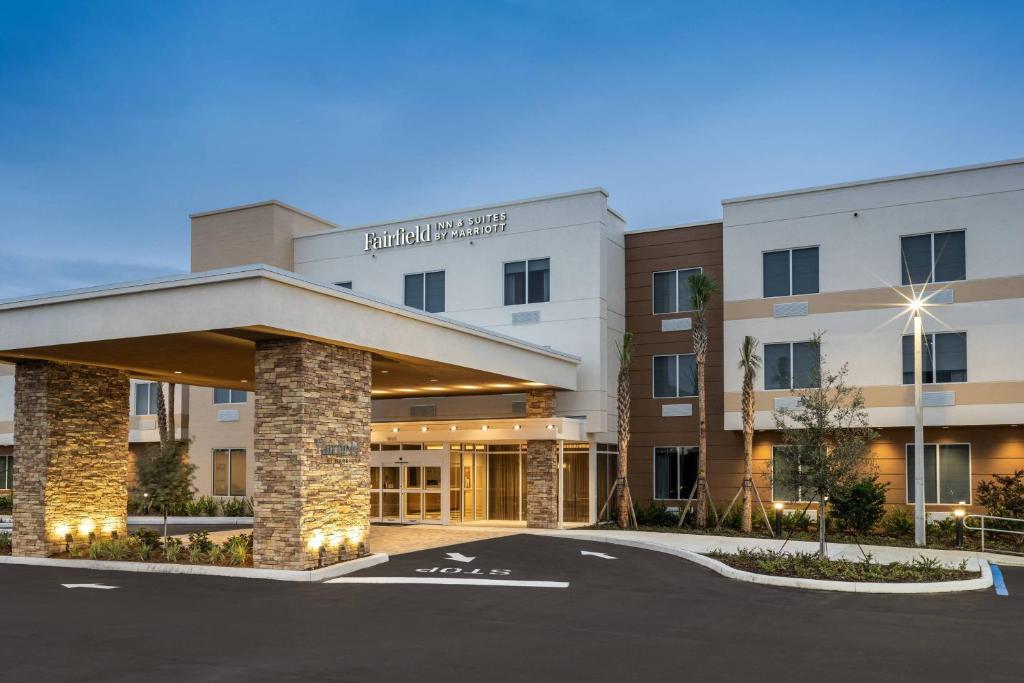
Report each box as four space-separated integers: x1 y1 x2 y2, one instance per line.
134 439 195 539
772 335 878 556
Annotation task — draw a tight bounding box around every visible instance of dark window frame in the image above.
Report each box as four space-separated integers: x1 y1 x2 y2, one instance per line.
651 266 703 315
652 353 698 399
901 332 967 385
900 229 966 286
762 246 820 298
404 270 446 313
653 446 700 500
503 258 550 306
905 443 972 505
213 388 248 404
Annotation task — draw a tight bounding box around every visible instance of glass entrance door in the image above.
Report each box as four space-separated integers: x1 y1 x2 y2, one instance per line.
370 449 446 524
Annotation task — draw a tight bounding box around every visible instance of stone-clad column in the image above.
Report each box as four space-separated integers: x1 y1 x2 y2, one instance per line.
253 338 372 570
13 361 129 557
525 389 559 529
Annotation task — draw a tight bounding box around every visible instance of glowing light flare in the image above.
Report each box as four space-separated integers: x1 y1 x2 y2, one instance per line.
54 523 71 538
307 530 325 551
78 518 95 536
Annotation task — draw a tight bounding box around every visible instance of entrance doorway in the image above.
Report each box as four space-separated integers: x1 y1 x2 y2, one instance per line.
370 448 445 524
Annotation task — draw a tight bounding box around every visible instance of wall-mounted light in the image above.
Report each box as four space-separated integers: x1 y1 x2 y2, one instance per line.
450 425 458 431
420 426 428 432
481 425 489 431
545 424 554 430
513 424 521 431
391 427 399 433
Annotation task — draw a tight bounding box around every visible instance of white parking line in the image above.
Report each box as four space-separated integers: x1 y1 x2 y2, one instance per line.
325 577 569 588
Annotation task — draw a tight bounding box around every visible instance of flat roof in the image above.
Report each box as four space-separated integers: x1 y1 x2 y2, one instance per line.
722 157 1024 205
189 199 340 228
295 187 617 239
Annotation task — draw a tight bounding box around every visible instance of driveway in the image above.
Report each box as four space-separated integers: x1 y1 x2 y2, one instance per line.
0 534 1017 681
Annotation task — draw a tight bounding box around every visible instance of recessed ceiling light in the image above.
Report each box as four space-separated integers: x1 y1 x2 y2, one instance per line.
430 378 438 382
173 370 182 374
380 370 390 374
240 379 248 383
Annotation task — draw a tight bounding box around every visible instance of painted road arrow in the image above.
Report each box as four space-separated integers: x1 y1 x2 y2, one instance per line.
61 583 118 590
445 552 476 563
580 550 617 560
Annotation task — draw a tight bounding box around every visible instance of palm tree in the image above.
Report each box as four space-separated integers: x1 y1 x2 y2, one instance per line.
616 331 634 528
689 272 719 528
738 336 761 533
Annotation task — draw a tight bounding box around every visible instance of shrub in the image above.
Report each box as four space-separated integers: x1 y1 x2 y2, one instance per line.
130 527 162 550
976 470 1024 518
0 494 12 514
164 537 182 562
224 534 250 566
188 530 214 553
881 507 914 536
708 547 975 582
830 476 888 534
221 497 251 517
781 509 812 532
0 532 11 554
634 500 679 526
187 496 219 517
206 544 224 565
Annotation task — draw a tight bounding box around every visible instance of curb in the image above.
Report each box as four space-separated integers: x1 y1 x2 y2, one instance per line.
546 532 993 594
127 516 254 526
0 552 389 583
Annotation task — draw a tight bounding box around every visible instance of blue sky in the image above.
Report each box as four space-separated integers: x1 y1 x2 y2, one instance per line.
1 1 1022 297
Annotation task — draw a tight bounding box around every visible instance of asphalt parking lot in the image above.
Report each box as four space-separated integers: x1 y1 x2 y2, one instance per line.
1 534 1020 682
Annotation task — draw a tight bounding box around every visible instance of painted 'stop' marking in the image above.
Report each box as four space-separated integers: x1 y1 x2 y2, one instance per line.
325 577 568 588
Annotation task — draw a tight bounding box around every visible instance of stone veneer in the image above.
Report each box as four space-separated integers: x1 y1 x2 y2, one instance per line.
13 361 129 557
253 338 372 570
525 388 559 529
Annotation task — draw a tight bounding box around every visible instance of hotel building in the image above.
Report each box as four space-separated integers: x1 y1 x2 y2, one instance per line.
0 158 1022 567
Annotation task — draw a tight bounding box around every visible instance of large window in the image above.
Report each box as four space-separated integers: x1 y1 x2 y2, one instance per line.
906 444 971 504
213 388 248 404
504 258 550 305
404 271 445 313
901 332 967 384
134 382 159 416
0 454 12 489
763 247 819 298
901 230 966 286
213 448 247 497
772 446 807 502
653 354 698 398
652 267 702 314
654 446 699 500
764 342 820 390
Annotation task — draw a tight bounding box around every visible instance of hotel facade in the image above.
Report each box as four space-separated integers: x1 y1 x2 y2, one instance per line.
0 158 1022 567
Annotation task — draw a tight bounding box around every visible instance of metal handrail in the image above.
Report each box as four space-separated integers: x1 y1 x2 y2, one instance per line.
962 514 1024 554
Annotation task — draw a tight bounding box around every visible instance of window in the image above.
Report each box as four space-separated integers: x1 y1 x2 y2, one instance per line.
764 342 820 390
213 388 248 404
906 444 971 504
404 271 445 313
334 281 352 289
901 230 965 285
901 332 967 384
652 354 697 398
213 448 247 496
134 382 159 415
504 258 550 305
652 267 702 314
0 454 12 489
772 446 807 502
763 247 819 297
654 446 699 500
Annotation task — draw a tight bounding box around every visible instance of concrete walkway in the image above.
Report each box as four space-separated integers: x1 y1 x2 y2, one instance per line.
541 528 1024 569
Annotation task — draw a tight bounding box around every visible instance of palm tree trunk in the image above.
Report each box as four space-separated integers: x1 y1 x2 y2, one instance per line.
695 358 708 528
616 368 631 529
156 382 168 445
167 382 177 443
741 421 753 533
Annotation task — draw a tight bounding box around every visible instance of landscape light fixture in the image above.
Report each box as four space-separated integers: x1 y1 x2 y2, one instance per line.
954 506 966 548
773 502 784 537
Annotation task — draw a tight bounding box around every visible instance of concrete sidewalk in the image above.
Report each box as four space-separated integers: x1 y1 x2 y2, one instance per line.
539 528 1024 569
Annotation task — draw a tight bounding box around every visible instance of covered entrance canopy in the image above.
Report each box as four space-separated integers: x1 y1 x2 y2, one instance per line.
0 264 579 393
0 265 580 570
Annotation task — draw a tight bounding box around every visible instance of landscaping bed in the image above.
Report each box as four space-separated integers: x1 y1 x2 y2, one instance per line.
51 529 257 567
707 548 979 583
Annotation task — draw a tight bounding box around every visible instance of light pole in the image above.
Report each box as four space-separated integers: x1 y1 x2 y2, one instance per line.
911 299 926 546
